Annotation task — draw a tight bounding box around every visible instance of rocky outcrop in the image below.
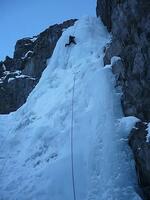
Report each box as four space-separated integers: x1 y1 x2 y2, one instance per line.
129 122 150 200
0 73 36 114
0 19 76 114
97 0 150 199
97 0 150 121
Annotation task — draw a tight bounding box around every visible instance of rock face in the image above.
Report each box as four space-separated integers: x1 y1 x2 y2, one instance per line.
129 122 150 200
97 0 150 121
0 74 36 114
97 0 150 199
96 0 112 31
0 19 76 114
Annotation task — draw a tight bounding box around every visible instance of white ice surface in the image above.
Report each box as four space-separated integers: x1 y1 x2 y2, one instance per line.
146 123 150 142
0 17 141 200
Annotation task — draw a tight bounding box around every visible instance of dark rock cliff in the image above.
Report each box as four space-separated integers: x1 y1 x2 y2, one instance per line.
0 19 76 114
97 0 150 199
129 122 150 199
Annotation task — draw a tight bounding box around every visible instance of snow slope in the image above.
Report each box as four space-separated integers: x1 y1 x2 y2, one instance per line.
0 17 141 200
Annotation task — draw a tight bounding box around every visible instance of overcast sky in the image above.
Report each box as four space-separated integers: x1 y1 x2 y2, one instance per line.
0 0 96 60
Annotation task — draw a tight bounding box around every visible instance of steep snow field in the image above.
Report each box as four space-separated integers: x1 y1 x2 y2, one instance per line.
0 17 141 200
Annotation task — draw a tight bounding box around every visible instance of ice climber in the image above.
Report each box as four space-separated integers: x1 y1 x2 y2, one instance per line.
65 35 76 47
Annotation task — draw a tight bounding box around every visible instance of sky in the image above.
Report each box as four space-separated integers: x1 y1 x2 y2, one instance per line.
0 0 96 60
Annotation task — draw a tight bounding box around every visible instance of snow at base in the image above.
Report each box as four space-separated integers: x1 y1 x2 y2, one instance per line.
0 17 141 200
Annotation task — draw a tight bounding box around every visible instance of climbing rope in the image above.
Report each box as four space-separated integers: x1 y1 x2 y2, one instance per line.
0 22 79 200
70 74 77 200
69 21 79 200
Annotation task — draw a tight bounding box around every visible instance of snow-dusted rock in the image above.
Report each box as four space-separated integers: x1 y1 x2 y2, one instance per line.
0 19 76 114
